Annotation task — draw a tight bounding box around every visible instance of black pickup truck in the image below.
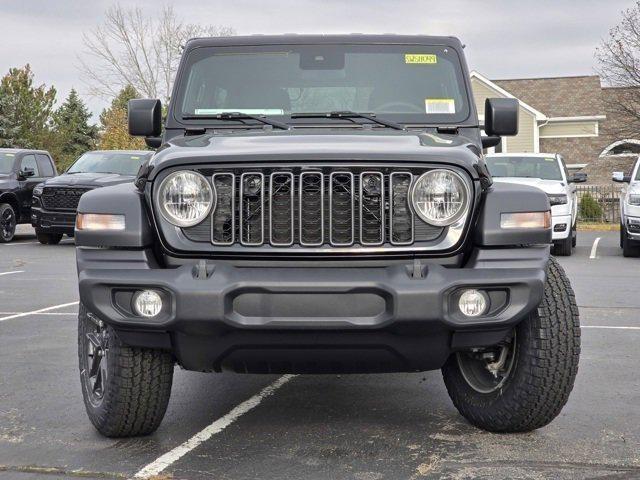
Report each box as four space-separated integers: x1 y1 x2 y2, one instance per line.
31 150 152 244
75 35 581 438
0 148 57 242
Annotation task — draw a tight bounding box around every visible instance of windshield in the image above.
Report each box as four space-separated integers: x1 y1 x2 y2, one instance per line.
635 159 640 181
176 44 471 125
0 153 16 174
67 152 150 175
485 156 564 181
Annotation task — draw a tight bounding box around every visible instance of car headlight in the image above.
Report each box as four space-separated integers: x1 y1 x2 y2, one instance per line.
548 193 568 206
33 184 44 196
157 170 214 227
410 169 469 226
627 193 640 206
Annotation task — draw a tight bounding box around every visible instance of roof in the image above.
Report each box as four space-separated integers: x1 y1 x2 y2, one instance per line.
185 34 464 49
494 76 603 118
0 148 50 155
470 71 547 120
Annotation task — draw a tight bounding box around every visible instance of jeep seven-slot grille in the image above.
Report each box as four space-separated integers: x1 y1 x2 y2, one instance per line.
181 167 446 249
41 187 93 211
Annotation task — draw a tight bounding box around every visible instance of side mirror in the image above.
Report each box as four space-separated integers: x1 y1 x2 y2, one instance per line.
128 99 162 137
569 172 587 183
20 167 35 178
612 171 631 183
484 98 519 136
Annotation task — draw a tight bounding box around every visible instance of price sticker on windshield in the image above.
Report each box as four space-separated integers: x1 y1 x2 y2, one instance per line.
405 54 437 64
425 98 455 114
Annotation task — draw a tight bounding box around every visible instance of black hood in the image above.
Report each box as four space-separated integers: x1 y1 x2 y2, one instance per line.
145 128 484 183
43 172 136 188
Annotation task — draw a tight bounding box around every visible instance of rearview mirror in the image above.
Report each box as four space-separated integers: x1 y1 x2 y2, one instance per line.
569 172 587 183
128 99 162 137
612 171 631 183
484 98 519 137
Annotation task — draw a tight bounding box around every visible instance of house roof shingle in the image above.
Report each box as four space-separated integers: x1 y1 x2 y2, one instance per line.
494 75 603 118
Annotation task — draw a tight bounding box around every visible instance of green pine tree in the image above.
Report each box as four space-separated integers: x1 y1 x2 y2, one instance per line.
0 64 56 149
52 89 98 170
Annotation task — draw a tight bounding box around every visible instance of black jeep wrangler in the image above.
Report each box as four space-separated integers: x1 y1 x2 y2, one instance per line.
0 148 57 242
75 35 580 438
31 150 153 244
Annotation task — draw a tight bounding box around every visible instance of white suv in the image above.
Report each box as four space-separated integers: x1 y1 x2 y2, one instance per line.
485 153 584 256
613 157 640 257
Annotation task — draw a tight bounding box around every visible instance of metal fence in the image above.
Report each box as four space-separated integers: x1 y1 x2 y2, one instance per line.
575 184 623 224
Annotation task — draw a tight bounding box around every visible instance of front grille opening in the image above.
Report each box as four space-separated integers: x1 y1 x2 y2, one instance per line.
180 166 456 251
41 187 93 211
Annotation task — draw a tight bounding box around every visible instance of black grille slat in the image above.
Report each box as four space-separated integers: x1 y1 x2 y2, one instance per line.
299 172 324 246
359 172 384 245
329 172 355 246
212 173 235 245
390 172 414 245
270 172 294 246
41 187 92 211
239 173 264 245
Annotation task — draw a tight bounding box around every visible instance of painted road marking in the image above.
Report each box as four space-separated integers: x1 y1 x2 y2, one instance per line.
589 237 601 259
0 241 39 246
0 301 79 323
582 325 640 330
0 312 77 315
0 270 24 276
134 375 297 479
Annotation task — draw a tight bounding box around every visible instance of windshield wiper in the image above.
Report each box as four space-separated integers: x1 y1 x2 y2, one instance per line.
182 111 291 130
291 111 406 131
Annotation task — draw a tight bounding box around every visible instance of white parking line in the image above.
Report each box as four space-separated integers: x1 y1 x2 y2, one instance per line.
589 237 602 259
582 325 640 330
0 301 79 323
134 374 296 479
0 312 76 316
0 270 24 276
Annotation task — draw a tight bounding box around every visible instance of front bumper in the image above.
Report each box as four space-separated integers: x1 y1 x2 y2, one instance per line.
624 215 640 241
551 214 572 240
31 206 76 235
77 246 548 373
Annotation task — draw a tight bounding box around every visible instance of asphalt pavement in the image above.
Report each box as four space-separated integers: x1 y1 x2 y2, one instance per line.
0 226 638 480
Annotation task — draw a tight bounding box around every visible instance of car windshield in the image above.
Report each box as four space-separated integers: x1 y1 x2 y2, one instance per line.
635 160 640 181
485 156 564 181
175 44 471 125
67 152 150 175
0 153 16 174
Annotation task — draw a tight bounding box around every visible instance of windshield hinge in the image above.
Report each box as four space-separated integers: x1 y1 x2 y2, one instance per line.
436 126 459 135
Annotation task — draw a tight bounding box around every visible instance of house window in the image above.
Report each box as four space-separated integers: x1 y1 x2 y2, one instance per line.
600 139 640 157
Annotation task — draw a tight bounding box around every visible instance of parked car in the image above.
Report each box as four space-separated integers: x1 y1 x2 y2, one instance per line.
613 157 640 257
0 148 57 242
31 150 153 244
485 153 585 256
75 34 581 438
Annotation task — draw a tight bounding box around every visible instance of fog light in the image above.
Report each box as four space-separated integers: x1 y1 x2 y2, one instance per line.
554 223 567 232
132 290 162 318
458 289 488 317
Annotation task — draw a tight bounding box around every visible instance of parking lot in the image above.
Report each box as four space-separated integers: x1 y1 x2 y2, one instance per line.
0 226 638 480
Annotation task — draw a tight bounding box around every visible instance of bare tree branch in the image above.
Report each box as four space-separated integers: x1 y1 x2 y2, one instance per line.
78 4 234 103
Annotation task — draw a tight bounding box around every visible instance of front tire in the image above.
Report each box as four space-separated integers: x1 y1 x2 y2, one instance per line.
0 203 17 243
78 303 174 437
442 257 580 433
36 229 63 245
553 234 573 256
622 225 640 258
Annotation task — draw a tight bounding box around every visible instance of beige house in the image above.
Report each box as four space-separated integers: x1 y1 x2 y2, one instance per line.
470 71 633 183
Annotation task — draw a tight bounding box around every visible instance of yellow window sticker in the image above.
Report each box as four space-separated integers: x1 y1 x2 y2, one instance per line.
131 156 140 160
405 54 437 64
425 98 455 114
6 153 14 157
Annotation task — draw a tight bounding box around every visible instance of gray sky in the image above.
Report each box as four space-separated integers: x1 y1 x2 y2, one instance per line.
0 0 634 121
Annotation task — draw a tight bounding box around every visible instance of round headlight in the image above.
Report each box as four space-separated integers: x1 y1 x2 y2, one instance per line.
158 171 214 227
410 169 469 226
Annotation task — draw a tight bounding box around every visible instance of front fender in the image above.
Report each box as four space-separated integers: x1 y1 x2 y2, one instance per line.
75 183 153 248
474 182 552 246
